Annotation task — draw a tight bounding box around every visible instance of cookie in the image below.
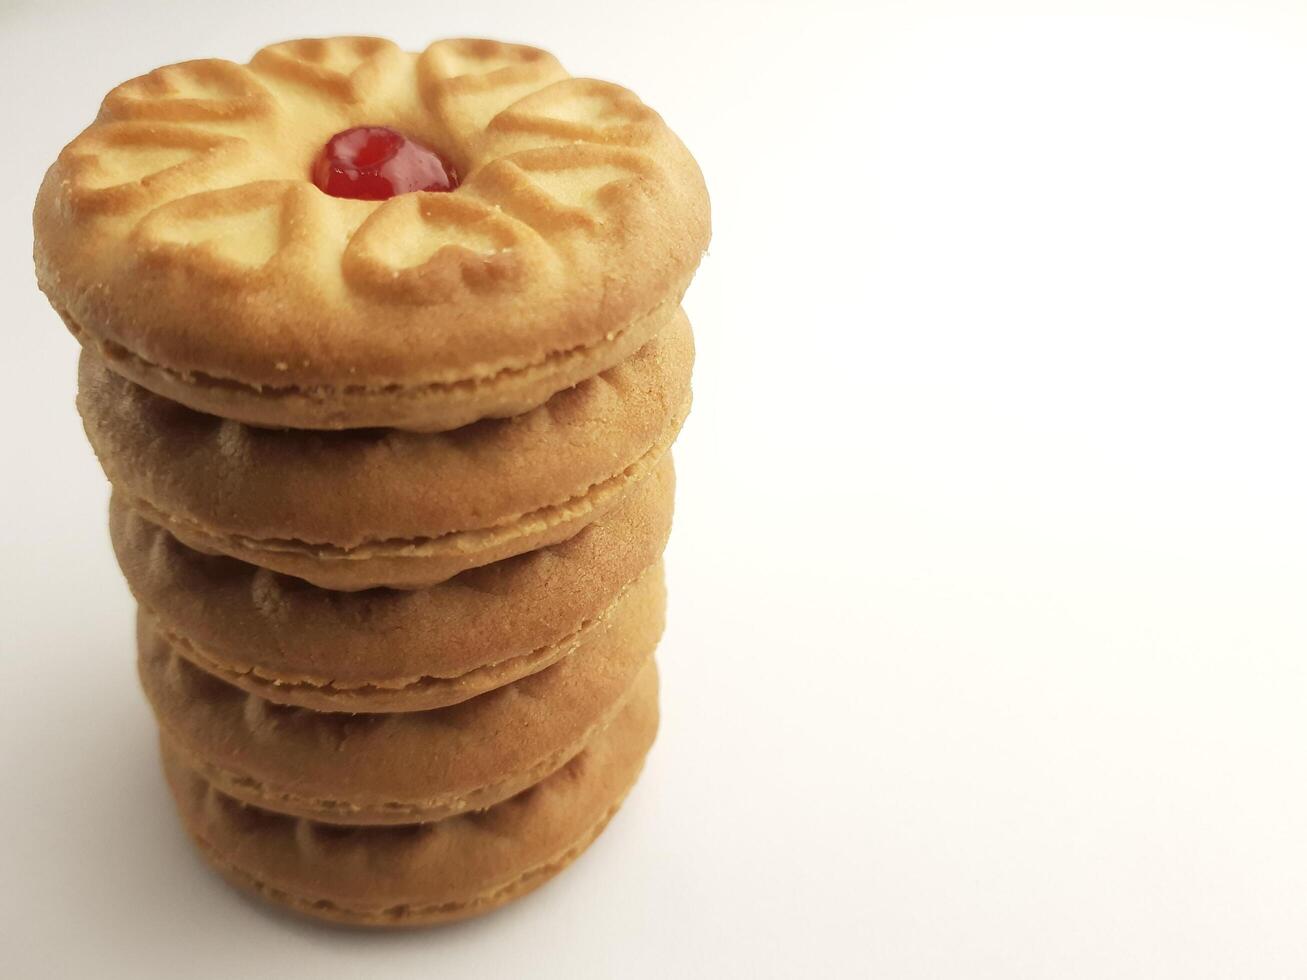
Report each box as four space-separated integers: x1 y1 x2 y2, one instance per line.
35 37 710 431
162 663 659 927
141 561 663 825
82 312 691 591
112 455 673 712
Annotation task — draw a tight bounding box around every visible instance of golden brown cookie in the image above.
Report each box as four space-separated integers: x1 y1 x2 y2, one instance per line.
112 456 673 712
162 663 659 927
35 37 710 431
141 561 663 825
82 313 691 591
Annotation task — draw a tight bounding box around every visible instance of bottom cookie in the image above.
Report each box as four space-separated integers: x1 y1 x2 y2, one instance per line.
161 663 659 928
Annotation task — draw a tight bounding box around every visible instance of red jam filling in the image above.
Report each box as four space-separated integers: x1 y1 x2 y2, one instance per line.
311 126 458 199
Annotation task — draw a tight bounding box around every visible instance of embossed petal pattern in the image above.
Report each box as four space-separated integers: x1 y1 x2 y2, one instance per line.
34 36 709 430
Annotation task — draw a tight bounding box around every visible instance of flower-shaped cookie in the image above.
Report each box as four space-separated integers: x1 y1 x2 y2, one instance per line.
35 37 709 429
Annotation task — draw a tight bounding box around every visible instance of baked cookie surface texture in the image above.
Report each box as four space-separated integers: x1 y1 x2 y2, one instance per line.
36 35 709 430
36 35 707 927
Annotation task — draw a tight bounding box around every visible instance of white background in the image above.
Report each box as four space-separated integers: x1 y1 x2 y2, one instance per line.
3 1 1307 977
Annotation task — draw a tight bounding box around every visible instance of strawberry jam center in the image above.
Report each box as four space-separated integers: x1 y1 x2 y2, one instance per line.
311 126 458 200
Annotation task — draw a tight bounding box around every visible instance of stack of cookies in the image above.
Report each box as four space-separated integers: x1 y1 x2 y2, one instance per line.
33 36 708 927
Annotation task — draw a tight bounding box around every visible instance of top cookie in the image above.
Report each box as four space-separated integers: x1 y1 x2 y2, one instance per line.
34 37 709 430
